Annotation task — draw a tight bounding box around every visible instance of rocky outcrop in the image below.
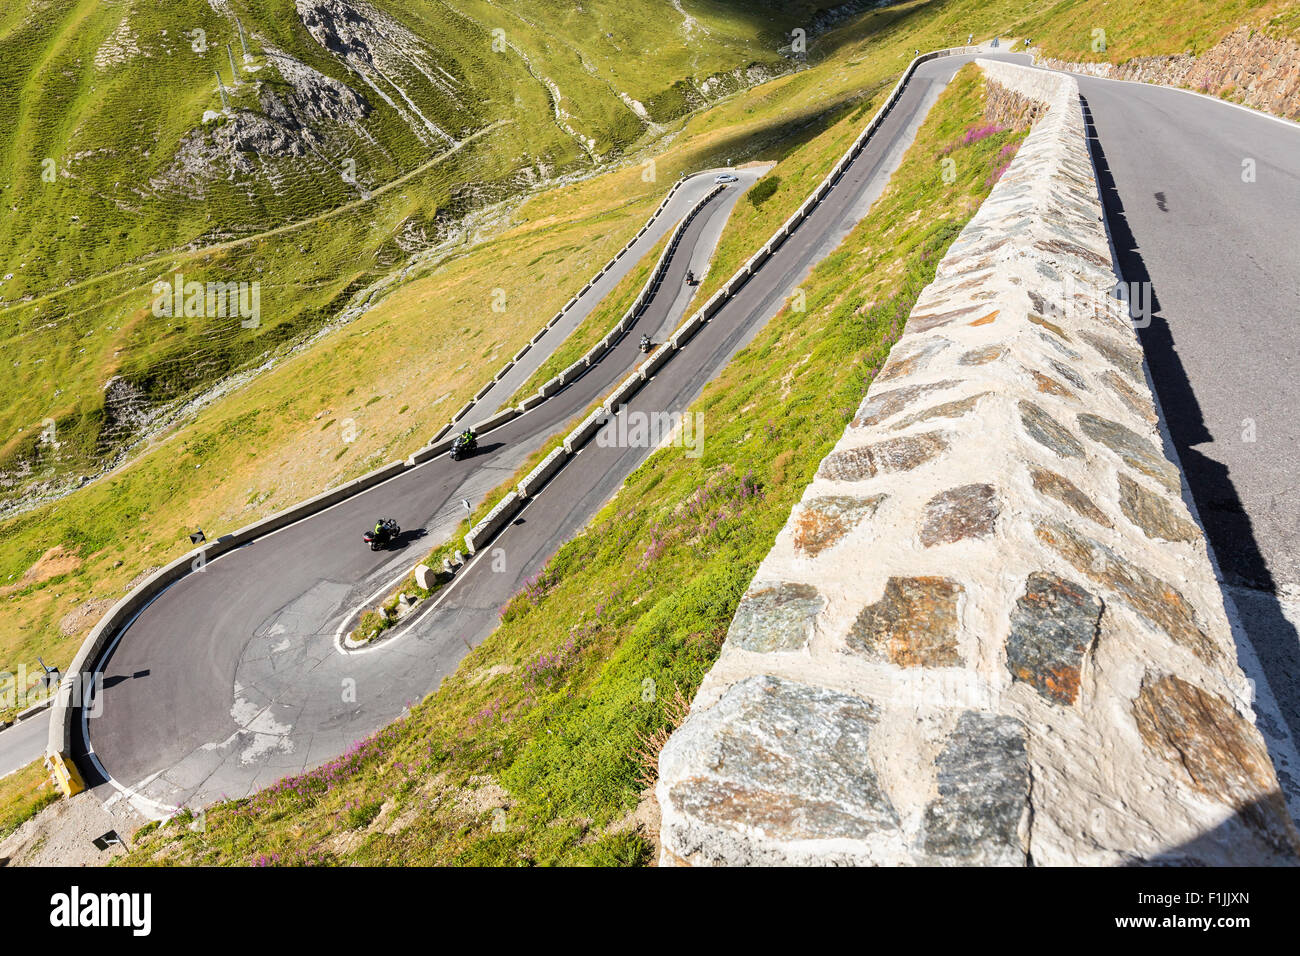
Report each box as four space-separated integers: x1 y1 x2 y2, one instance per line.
1039 26 1300 120
656 60 1299 866
154 49 371 193
296 0 460 145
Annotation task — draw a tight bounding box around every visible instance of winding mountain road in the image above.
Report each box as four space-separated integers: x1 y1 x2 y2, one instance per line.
67 51 980 815
47 48 1300 821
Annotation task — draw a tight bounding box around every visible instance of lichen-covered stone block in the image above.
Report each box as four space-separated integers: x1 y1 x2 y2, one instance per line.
1006 572 1102 704
726 582 824 653
847 576 963 667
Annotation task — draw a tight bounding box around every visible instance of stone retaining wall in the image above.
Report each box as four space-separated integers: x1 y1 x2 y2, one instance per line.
983 78 1046 131
1037 26 1300 121
656 60 1300 866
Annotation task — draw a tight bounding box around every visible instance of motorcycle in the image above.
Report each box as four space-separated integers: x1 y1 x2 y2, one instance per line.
638 334 653 354
364 518 401 551
685 269 699 286
450 431 478 460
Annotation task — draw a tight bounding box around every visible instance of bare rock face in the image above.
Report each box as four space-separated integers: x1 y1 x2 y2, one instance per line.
155 50 371 193
263 51 371 128
295 0 457 145
657 61 1297 866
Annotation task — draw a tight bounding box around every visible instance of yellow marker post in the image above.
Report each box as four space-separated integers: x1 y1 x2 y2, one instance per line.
45 751 85 797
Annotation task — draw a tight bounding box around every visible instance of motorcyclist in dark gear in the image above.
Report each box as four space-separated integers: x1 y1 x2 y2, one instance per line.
451 427 478 460
639 333 651 352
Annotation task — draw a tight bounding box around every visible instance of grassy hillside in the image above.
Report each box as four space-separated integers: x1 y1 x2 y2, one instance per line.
0 0 843 507
119 62 1026 866
1 0 951 707
1020 0 1299 61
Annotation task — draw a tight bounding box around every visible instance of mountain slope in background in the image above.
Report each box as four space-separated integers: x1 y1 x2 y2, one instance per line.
0 0 857 505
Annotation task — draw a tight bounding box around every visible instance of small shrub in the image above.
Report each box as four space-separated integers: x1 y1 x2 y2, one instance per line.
746 176 781 207
344 800 384 830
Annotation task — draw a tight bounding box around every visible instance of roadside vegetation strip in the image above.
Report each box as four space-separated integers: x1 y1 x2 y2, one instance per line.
451 178 690 428
0 758 60 842
503 182 724 411
120 62 1022 867
506 229 676 408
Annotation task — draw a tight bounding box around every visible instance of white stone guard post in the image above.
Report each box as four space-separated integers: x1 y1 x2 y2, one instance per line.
656 61 1300 866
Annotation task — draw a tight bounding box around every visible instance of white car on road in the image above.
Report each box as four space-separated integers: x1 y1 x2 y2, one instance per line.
714 173 739 184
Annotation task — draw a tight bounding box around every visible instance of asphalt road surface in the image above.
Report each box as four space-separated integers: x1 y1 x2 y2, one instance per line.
0 711 48 780
79 52 981 814
467 168 765 419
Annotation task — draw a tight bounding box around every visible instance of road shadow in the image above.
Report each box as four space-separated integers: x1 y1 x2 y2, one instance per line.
101 669 149 689
452 442 504 461
1081 93 1300 782
386 528 428 552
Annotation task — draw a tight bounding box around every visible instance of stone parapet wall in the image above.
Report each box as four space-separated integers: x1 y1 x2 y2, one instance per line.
656 60 1300 866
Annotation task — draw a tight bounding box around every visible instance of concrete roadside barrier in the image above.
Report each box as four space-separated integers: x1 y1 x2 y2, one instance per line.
604 373 643 414
639 344 672 379
670 312 704 349
700 289 729 320
470 407 519 434
558 358 588 385
464 491 523 554
564 406 609 453
517 446 569 497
